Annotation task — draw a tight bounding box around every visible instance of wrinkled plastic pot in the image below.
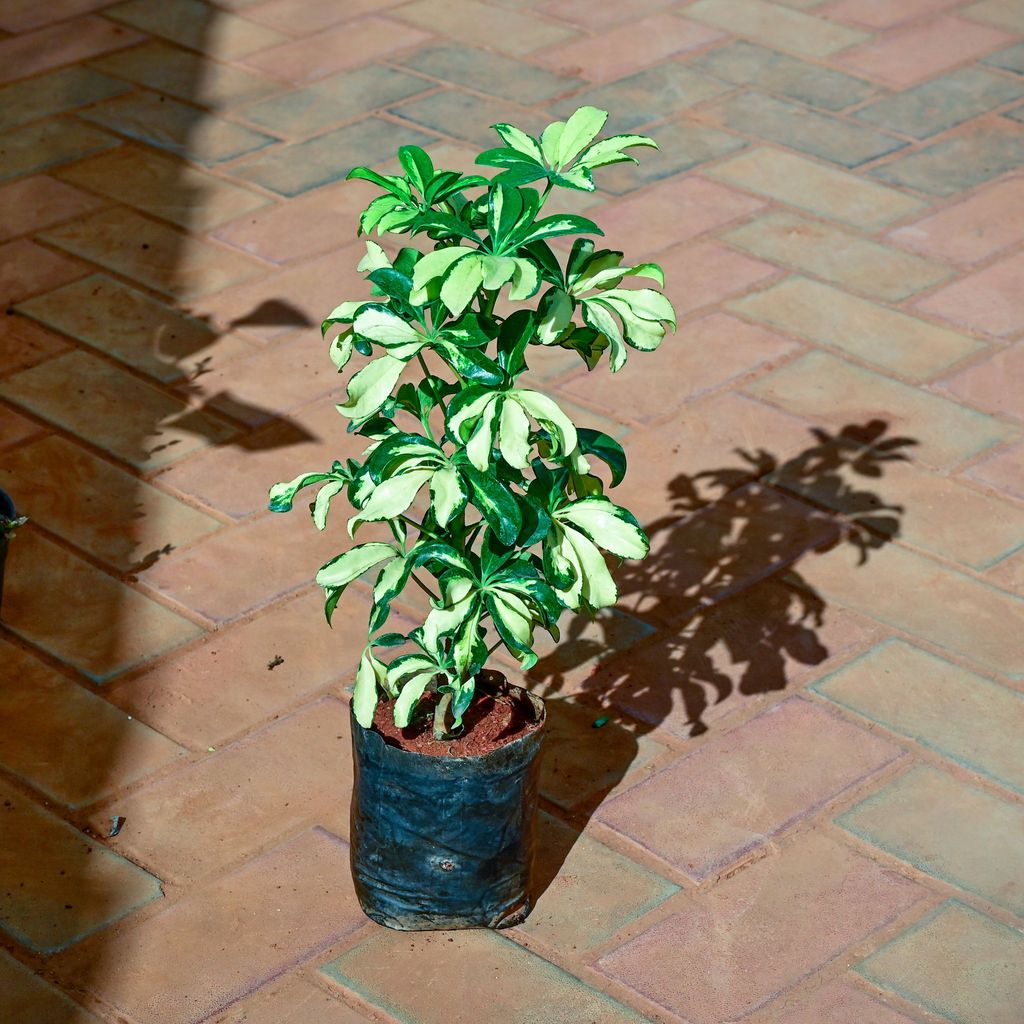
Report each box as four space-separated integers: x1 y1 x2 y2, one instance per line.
349 679 545 931
0 489 15 616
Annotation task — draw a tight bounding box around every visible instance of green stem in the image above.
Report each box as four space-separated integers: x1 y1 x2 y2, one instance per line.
409 572 440 603
399 513 442 541
432 690 454 740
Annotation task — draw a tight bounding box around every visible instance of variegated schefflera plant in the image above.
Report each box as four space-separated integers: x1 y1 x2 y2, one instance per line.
270 107 676 740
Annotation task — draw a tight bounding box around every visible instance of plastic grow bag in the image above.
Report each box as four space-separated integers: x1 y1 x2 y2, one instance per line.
349 684 545 931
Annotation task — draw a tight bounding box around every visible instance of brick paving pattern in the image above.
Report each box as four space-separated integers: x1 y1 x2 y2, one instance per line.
1 1 1023 1021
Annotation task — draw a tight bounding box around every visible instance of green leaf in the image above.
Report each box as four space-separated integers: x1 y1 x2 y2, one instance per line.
447 387 498 441
581 299 628 372
322 300 368 336
328 332 354 371
556 497 648 558
466 392 500 471
370 552 414 631
347 166 410 197
536 289 573 345
496 309 534 375
353 648 385 728
512 390 578 456
349 469 433 534
513 214 603 248
550 166 595 191
601 287 676 328
557 106 608 167
430 465 467 525
507 258 540 301
268 471 332 513
368 267 413 304
491 164 548 187
563 526 618 608
498 395 532 469
316 542 397 588
440 254 485 316
393 670 436 728
540 121 564 167
337 354 407 420
434 339 504 386
398 144 434 193
492 124 544 163
462 464 522 545
312 479 347 530
410 245 474 298
354 306 423 347
578 428 627 487
357 241 392 273
577 133 657 170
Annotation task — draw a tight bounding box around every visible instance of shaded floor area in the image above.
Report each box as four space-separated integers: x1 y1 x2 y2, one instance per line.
2 1 1024 1021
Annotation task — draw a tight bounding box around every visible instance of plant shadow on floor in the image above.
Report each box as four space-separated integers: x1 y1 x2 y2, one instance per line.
527 419 915 900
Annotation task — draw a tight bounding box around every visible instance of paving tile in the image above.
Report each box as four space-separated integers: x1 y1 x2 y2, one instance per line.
0 0 111 32
782 445 1024 568
730 275 983 378
535 697 666 811
756 978 920 1023
703 91 906 167
815 638 1024 791
1 530 202 680
537 13 725 82
986 546 1024 593
400 44 582 105
687 39 876 111
887 176 1024 266
819 0 960 28
857 67 1024 140
394 0 574 57
0 239 87 304
17 273 256 384
707 146 924 229
0 117 119 183
91 698 352 881
598 699 899 878
155 396 370 519
840 764 1024 912
1003 101 1024 124
0 316 70 379
559 312 796 425
915 249 1024 338
230 117 434 196
386 91 547 152
238 64 429 140
597 833 925 1023
0 435 223 572
0 15 141 84
0 638 184 807
105 0 288 58
942 340 1024 420
0 350 237 470
244 0 399 33
969 439 1024 501
552 61 732 133
0 776 162 954
599 120 747 194
724 211 953 301
0 174 106 241
656 239 782 316
91 41 283 109
211 180 373 263
175 329 345 427
190 241 368 341
801 537 1024 678
54 828 365 1024
541 0 675 28
138 506 360 623
214 973 375 1024
57 146 271 231
105 588 382 748
585 176 765 256
856 901 1024 1024
687 0 869 57
0 402 45 451
744 350 1018 470
39 206 268 300
0 949 102 1024
80 90 279 166
835 15 1012 87
965 0 1024 31
322 929 648 1024
0 65 127 132
241 15 430 83
983 41 1024 73
872 120 1024 196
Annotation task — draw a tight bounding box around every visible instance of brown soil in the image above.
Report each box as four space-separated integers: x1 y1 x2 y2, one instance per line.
371 671 543 757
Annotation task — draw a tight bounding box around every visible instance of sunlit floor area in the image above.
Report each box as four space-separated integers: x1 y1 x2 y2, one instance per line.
2 1 1024 1021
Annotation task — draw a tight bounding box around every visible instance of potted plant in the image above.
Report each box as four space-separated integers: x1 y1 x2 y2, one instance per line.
270 107 675 930
0 488 26 615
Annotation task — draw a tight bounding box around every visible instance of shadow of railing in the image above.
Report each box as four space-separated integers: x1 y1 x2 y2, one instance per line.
529 420 915 895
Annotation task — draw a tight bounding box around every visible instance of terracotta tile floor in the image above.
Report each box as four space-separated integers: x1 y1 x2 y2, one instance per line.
2 2 1023 1022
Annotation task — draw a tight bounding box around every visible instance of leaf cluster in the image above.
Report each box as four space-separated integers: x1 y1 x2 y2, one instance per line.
270 107 675 738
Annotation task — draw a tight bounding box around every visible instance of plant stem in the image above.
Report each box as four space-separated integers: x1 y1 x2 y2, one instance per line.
410 572 440 603
399 513 441 541
432 690 453 741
